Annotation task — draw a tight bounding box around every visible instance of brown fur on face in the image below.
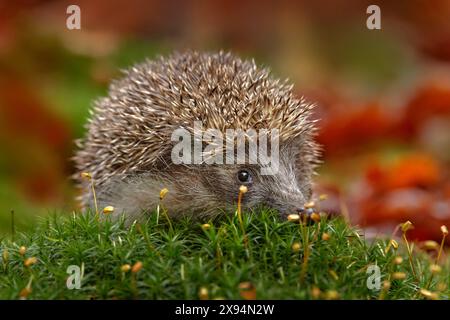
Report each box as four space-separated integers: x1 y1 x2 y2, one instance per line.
74 51 320 221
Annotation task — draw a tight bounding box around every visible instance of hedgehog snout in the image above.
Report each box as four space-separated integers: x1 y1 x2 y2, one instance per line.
263 192 307 220
278 205 307 219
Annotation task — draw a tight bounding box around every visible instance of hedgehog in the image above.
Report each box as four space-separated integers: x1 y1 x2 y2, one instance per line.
74 51 320 222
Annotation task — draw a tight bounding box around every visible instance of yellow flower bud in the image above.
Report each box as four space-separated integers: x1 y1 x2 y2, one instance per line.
390 239 399 249
430 264 441 274
291 242 301 252
159 188 169 200
419 289 438 300
198 287 209 300
304 201 315 209
287 214 300 222
201 223 211 230
393 256 403 265
103 206 115 214
324 290 339 300
81 172 92 180
131 261 143 273
24 257 37 267
121 264 131 272
401 221 413 233
238 282 256 300
322 233 331 241
392 272 406 280
310 212 321 222
19 287 32 299
19 246 26 256
311 286 321 299
422 240 439 250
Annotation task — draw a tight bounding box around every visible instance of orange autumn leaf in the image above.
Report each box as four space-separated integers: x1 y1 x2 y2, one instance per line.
387 154 440 189
366 154 440 192
357 188 450 243
318 104 394 156
400 85 450 138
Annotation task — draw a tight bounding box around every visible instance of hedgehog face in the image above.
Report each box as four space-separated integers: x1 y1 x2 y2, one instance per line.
196 140 313 218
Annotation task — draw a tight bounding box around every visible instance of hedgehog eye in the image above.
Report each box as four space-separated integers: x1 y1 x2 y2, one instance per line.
237 170 251 183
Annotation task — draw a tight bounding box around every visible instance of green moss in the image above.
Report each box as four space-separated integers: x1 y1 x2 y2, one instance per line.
0 210 448 299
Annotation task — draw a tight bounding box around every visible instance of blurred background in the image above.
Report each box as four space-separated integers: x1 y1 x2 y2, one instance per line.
0 0 449 243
